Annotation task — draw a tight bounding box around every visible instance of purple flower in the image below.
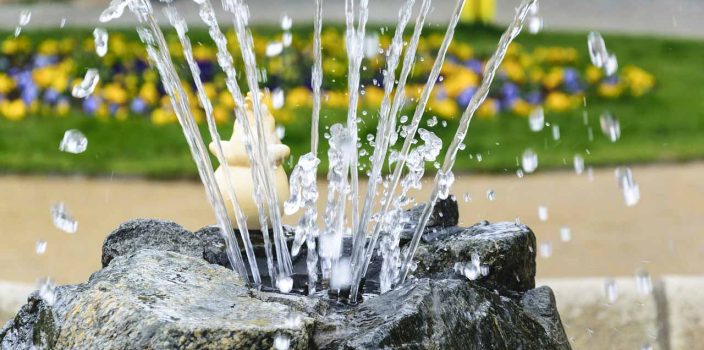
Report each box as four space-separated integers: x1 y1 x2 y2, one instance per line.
464 59 483 74
130 97 147 114
457 87 476 108
525 91 543 105
109 103 120 115
43 88 60 104
21 83 38 105
83 96 101 115
33 55 58 68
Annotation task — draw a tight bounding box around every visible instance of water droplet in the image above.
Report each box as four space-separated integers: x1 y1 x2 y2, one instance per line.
51 202 78 234
426 116 438 127
635 269 652 294
615 167 640 207
99 0 129 23
538 205 548 221
282 32 293 47
529 107 544 132
266 42 284 57
604 53 618 76
587 32 608 68
516 169 524 178
93 28 109 57
527 16 543 34
463 263 480 280
560 227 571 242
275 125 286 140
486 189 495 201
463 192 471 202
274 334 291 350
276 275 293 294
19 10 32 26
330 258 352 290
604 279 618 303
59 129 88 154
271 88 285 109
641 343 653 350
400 115 408 123
476 153 483 162
599 111 621 142
551 125 560 140
35 240 47 255
280 15 293 31
521 149 538 173
72 69 100 98
37 278 56 306
539 242 553 258
437 170 455 200
573 155 585 175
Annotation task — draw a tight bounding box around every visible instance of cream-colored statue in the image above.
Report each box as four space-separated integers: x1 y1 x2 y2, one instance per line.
209 93 290 230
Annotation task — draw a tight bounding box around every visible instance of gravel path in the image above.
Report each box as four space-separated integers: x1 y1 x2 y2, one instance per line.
1 162 702 285
0 0 701 38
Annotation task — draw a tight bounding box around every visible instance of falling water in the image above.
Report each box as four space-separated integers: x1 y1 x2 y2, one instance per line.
398 0 538 284
165 6 261 285
114 0 250 283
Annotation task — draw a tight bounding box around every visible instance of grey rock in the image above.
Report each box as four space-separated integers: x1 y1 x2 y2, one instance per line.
520 286 571 349
317 278 568 349
404 197 460 231
412 221 537 294
101 219 202 267
2 250 316 349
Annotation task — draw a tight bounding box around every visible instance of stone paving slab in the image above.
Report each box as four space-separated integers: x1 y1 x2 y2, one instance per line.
0 0 701 38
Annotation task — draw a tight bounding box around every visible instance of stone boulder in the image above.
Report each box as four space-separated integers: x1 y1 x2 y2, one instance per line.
3 210 570 349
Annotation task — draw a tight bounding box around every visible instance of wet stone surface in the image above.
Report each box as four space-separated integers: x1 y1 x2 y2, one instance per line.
3 200 570 349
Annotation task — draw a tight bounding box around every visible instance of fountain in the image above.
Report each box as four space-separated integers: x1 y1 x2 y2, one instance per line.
0 0 574 348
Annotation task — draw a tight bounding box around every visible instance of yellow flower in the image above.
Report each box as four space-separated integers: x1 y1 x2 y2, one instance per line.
193 45 215 61
476 98 498 118
324 91 348 109
32 66 58 89
287 86 312 107
451 43 474 61
219 90 236 110
213 105 231 124
443 67 479 98
1 99 27 121
542 68 564 90
429 98 459 119
545 92 572 112
203 83 217 100
512 99 533 117
622 65 655 97
597 82 623 98
585 66 603 84
56 99 70 116
139 83 159 105
364 86 384 107
0 74 16 94
501 59 525 84
37 40 59 56
2 39 19 55
103 83 129 104
151 107 177 125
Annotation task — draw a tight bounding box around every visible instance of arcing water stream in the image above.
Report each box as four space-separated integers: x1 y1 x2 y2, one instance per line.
103 0 538 300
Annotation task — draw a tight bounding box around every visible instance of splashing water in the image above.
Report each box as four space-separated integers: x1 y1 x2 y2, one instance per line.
72 69 100 99
15 10 31 37
59 129 88 154
94 28 109 57
538 205 548 221
35 240 48 255
51 202 78 234
521 149 538 173
274 334 291 350
38 278 57 306
573 154 585 175
560 227 572 242
615 167 640 207
600 111 621 142
635 269 653 294
529 106 545 132
587 31 618 75
604 279 618 303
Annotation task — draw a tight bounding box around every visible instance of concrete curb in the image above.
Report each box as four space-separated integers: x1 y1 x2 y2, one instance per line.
539 275 704 350
0 281 34 325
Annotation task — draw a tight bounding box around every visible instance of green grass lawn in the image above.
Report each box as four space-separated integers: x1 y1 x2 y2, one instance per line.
1 26 703 179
